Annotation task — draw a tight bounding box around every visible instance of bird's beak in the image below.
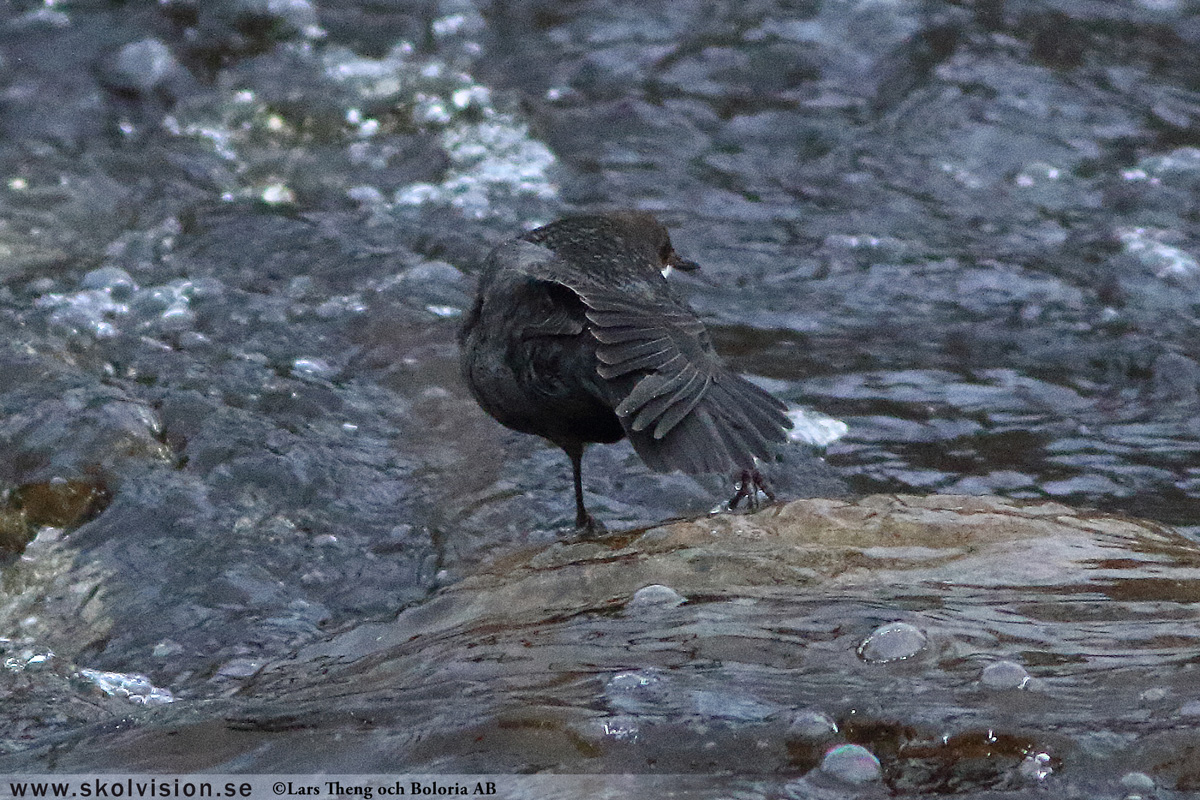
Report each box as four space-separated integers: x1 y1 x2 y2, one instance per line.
668 253 700 272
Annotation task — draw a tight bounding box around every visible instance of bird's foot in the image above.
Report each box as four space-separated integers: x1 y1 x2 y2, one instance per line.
727 469 776 512
575 511 608 538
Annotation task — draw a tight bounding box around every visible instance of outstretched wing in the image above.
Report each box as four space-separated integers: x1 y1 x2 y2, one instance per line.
579 286 791 475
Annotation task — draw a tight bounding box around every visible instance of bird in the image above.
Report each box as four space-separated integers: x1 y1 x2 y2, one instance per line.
458 211 792 533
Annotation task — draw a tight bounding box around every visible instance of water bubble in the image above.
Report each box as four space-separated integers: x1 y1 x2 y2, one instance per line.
431 14 467 37
820 743 882 784
347 185 386 205
628 584 685 609
1139 687 1169 703
858 621 928 663
394 114 557 217
110 39 179 93
1176 699 1200 717
786 710 839 741
1120 772 1155 792
81 266 138 299
35 288 127 338
981 660 1030 690
1137 146 1200 177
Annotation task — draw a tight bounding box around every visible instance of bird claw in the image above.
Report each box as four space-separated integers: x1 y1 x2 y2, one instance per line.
727 469 776 511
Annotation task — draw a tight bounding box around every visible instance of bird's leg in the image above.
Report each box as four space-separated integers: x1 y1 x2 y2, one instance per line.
565 443 606 536
728 468 775 511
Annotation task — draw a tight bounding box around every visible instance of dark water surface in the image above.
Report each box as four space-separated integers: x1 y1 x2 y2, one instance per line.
1 0 1199 795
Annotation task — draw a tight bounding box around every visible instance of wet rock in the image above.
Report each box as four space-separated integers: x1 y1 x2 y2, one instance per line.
8 494 1197 794
0 354 171 503
1 479 112 556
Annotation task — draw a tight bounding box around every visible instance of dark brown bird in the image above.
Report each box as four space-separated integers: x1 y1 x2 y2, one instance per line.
458 211 791 532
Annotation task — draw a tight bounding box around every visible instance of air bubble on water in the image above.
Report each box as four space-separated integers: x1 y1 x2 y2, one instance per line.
1139 687 1168 703
628 584 685 609
1134 146 1200 178
35 288 127 339
1176 699 1200 717
395 117 557 217
1120 772 1155 792
432 14 466 37
786 710 839 741
81 266 137 299
857 621 928 663
981 660 1030 690
820 743 882 784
